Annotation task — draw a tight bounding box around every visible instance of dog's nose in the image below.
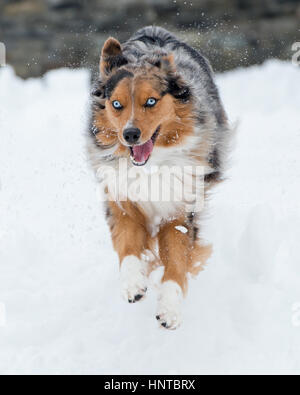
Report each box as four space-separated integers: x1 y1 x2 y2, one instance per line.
123 128 141 145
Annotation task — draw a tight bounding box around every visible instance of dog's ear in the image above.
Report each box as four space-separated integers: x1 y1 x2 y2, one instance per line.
156 54 190 103
100 37 128 77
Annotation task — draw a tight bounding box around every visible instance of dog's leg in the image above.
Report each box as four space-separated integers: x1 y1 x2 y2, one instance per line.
107 202 151 303
156 219 190 329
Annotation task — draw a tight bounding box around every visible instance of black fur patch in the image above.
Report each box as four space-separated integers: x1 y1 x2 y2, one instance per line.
88 118 100 137
187 212 195 225
105 205 111 220
92 96 105 110
167 77 190 103
193 226 199 241
208 148 220 171
105 70 133 98
215 108 228 126
94 102 105 110
186 213 198 241
92 88 102 97
91 80 106 109
136 35 166 48
206 148 221 183
204 171 221 183
196 113 207 124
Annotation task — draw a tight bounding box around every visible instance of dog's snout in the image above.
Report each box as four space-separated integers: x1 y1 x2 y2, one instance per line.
123 128 141 145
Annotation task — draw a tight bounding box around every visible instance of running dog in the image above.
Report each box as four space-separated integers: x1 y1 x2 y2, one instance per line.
88 26 231 329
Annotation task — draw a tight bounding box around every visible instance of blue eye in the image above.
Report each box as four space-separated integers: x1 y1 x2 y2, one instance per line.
112 100 123 109
145 98 157 107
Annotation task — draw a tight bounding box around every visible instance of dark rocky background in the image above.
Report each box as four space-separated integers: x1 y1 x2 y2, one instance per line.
0 0 299 78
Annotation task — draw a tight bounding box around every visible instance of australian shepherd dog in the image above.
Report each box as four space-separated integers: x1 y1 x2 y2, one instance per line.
88 26 231 329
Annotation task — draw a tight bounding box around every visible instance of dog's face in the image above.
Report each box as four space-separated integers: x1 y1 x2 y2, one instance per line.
92 38 195 166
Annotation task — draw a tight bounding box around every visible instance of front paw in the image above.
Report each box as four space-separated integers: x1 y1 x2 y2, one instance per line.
120 256 148 303
156 281 183 330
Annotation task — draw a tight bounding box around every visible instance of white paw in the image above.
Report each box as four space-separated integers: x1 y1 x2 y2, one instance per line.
120 256 148 303
156 281 183 330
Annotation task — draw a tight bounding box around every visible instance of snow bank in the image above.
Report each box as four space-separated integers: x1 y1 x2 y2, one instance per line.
0 61 300 374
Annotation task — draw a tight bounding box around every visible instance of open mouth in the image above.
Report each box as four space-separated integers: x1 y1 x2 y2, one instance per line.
129 126 160 166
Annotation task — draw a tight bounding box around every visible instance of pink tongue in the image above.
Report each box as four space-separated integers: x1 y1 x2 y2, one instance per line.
132 139 154 163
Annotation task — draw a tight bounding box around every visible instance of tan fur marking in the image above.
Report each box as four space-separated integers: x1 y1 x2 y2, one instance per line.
94 111 118 146
158 219 212 293
189 241 212 276
158 219 191 292
108 202 212 292
108 201 152 265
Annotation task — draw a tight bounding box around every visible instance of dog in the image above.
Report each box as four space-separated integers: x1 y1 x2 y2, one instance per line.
88 26 231 329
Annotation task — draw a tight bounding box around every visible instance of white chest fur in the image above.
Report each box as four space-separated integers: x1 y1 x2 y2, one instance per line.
98 150 205 235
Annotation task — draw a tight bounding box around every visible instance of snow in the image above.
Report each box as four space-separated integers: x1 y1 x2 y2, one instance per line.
0 60 300 374
175 226 188 234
